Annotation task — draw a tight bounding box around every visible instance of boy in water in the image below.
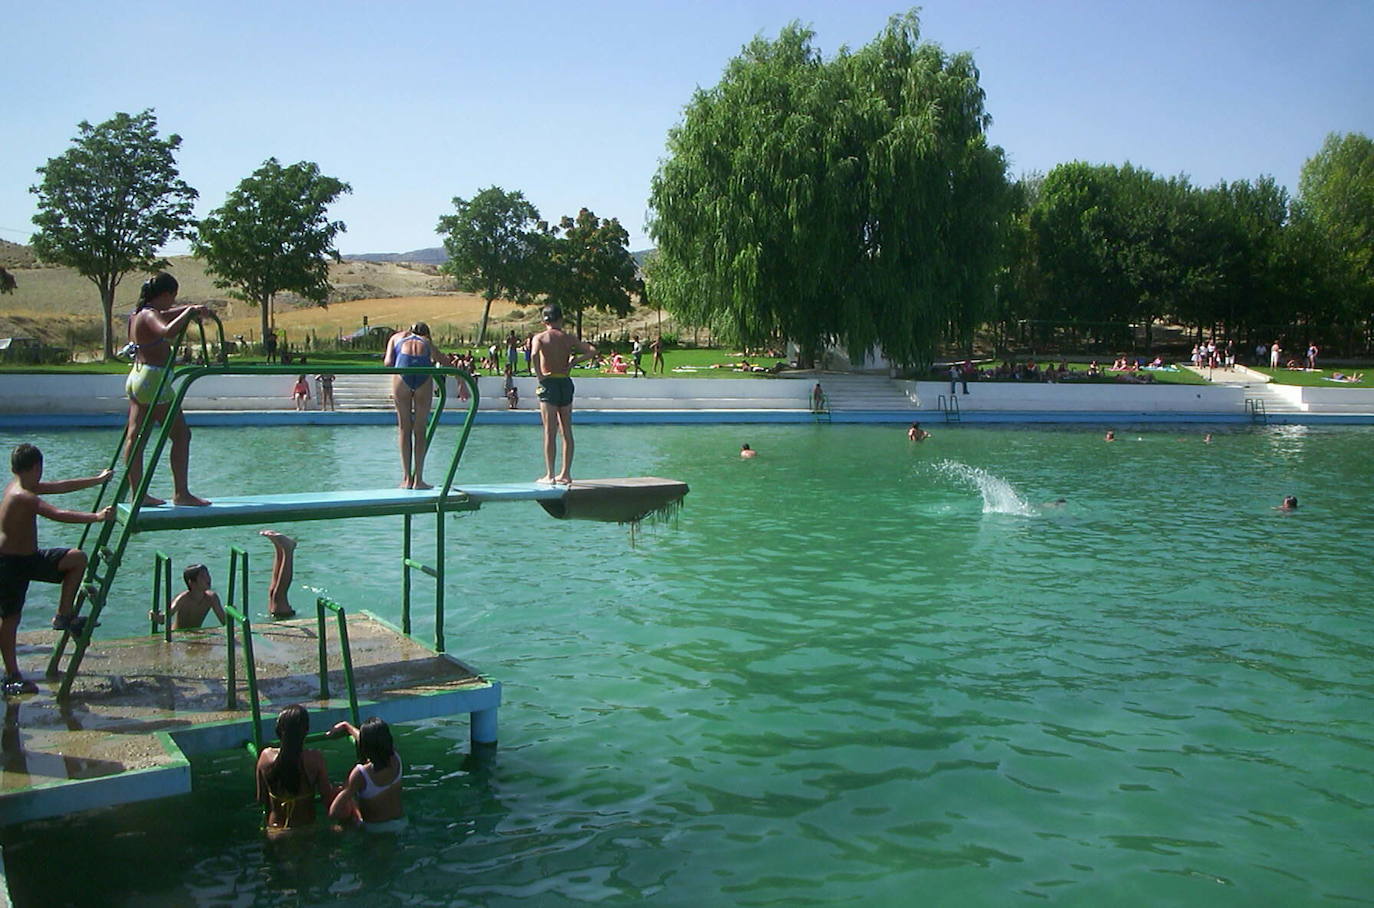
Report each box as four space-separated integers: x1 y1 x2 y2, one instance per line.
530 304 597 485
151 563 226 630
0 444 113 695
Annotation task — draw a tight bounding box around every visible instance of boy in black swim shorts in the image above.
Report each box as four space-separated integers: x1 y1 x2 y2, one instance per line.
0 444 112 695
530 304 597 485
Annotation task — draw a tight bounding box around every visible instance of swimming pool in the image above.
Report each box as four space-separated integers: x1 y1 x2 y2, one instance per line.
2 423 1371 905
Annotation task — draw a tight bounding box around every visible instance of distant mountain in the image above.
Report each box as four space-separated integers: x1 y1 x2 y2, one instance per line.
343 247 447 265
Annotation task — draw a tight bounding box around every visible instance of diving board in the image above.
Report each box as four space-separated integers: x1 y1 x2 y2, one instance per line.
117 478 689 532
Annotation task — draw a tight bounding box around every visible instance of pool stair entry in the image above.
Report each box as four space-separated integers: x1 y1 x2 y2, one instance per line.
0 608 499 825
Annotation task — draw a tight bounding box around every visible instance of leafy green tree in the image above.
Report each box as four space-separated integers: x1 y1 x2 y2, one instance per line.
437 187 543 344
648 12 1009 369
1295 132 1374 351
29 110 197 358
193 158 351 344
1028 162 1214 349
540 208 640 337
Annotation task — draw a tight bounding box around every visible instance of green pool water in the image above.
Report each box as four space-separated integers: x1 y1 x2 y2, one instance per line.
2 423 1371 905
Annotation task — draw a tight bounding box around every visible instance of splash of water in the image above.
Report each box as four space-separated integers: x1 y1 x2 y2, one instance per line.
936 460 1036 516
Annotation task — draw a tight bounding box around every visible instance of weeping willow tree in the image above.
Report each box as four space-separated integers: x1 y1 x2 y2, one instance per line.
648 11 1010 369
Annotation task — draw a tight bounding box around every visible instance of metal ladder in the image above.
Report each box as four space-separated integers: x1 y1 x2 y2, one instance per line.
1245 397 1268 424
936 394 962 423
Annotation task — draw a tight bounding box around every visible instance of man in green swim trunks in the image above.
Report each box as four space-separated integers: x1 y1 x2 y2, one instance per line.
530 304 597 485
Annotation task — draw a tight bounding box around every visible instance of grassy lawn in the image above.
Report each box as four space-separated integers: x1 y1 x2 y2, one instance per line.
1248 366 1374 388
0 347 796 378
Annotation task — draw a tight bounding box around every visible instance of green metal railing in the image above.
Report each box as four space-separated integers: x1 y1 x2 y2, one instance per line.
315 595 360 727
52 310 481 699
150 551 173 639
224 600 263 753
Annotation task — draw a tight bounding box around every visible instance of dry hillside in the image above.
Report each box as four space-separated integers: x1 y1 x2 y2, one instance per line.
0 243 671 349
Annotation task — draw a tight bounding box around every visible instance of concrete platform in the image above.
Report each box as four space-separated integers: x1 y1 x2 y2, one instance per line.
0 612 500 826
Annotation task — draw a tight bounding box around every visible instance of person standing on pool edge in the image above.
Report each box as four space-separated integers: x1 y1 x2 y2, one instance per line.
531 304 597 485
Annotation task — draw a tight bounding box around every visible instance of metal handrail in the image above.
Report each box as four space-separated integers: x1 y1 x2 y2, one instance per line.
150 551 173 639
224 601 263 755
315 595 360 728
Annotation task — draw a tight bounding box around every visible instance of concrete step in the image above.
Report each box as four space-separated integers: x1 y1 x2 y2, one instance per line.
813 376 918 411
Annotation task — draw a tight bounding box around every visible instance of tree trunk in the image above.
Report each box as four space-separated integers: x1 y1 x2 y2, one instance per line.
576 310 584 339
259 293 276 354
95 274 118 360
477 295 494 345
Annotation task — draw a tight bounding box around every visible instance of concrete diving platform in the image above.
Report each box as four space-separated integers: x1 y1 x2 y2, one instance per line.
0 613 499 825
116 478 690 531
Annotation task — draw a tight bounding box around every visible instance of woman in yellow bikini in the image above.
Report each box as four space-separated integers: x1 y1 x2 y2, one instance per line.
255 704 334 832
123 273 210 507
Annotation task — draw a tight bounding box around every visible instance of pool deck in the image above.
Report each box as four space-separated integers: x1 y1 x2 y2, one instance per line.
0 612 499 826
3 407 1371 428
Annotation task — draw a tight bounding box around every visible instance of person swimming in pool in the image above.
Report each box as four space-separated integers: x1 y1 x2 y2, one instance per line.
531 304 597 486
123 273 211 507
383 323 454 489
328 716 405 829
256 704 334 833
1275 495 1299 511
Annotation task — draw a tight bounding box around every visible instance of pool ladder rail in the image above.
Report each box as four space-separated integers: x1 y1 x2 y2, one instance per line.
1245 397 1268 424
936 394 962 423
47 310 480 700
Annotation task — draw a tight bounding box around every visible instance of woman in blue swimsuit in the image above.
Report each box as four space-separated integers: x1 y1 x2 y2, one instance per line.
383 323 450 489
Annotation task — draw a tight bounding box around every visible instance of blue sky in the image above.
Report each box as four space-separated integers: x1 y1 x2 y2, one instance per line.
4 0 1371 255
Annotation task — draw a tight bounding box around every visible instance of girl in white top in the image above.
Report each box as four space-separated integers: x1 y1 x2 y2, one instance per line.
328 717 404 828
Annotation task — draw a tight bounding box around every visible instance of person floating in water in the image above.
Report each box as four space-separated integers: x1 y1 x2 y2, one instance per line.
908 422 930 442
328 716 405 829
1275 495 1299 511
740 443 757 459
1 445 113 695
151 563 226 630
531 304 597 486
124 273 212 507
256 704 334 833
1104 430 1116 442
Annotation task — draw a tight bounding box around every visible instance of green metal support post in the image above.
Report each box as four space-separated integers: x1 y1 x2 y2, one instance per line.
151 551 173 640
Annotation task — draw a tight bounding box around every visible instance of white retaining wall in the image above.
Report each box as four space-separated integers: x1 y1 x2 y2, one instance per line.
906 380 1248 412
479 376 811 410
1298 386 1374 411
0 374 300 413
0 374 814 413
2 373 1369 415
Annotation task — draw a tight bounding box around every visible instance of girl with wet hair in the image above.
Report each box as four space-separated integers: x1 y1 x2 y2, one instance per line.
327 716 405 828
255 704 334 831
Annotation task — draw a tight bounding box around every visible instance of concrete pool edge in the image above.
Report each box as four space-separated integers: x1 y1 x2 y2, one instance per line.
2 409 1372 428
